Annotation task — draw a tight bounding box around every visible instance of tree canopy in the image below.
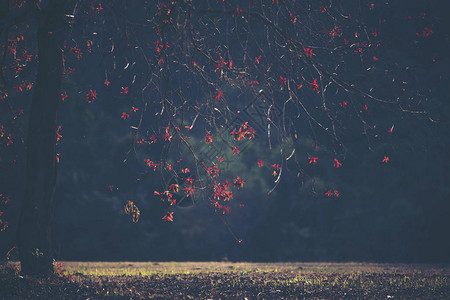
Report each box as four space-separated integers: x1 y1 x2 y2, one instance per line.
0 0 449 274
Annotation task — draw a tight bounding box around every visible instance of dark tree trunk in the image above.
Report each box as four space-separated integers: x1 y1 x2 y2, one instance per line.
17 2 67 276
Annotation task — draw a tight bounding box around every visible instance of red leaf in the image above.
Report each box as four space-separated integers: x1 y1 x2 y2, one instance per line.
333 158 342 168
162 212 174 222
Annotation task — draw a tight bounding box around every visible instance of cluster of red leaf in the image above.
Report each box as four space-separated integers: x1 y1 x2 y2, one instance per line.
304 48 314 58
121 112 130 120
7 32 24 56
69 47 83 60
107 184 118 192
183 185 195 197
418 27 433 38
290 12 297 24
231 122 256 142
206 164 220 179
205 131 213 144
233 7 243 17
333 158 342 168
232 146 239 155
310 79 319 93
124 200 140 223
211 181 233 214
329 26 342 38
233 176 244 189
91 1 103 14
183 177 195 197
213 181 233 202
154 41 169 54
56 126 62 142
144 159 160 171
0 125 13 147
0 193 10 231
162 211 174 222
308 157 318 164
325 190 339 197
0 89 7 100
61 93 68 101
157 2 171 23
168 183 179 193
15 81 32 92
272 164 281 177
137 134 157 145
84 89 97 103
339 101 348 107
154 190 176 206
215 55 233 71
215 90 223 100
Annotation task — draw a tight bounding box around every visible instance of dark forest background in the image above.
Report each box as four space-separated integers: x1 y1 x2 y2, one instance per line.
1 0 449 263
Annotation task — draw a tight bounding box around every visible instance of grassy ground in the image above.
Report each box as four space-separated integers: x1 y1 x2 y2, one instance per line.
1 261 449 299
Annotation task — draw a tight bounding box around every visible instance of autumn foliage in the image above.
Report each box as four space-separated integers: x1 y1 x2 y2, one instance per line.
0 0 437 231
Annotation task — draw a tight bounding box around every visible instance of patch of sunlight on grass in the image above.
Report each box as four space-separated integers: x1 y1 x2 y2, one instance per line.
61 261 450 278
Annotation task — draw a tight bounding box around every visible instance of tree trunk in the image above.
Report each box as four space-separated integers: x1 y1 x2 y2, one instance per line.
17 2 66 276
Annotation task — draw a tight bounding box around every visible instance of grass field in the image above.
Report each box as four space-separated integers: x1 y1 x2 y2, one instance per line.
1 261 449 299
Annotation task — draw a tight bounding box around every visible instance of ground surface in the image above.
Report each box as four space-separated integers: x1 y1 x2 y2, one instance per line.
1 262 449 299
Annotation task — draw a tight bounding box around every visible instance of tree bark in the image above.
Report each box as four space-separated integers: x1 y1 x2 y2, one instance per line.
17 2 66 276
